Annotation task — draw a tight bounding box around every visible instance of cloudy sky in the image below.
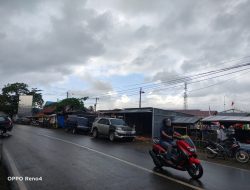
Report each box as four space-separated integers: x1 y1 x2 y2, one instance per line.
1 0 250 111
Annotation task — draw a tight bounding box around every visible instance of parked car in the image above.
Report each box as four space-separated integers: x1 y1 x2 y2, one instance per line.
0 115 13 135
65 115 90 134
91 117 136 142
30 119 39 126
15 117 31 125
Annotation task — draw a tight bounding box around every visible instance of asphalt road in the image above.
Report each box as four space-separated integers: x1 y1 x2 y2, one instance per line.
2 125 250 190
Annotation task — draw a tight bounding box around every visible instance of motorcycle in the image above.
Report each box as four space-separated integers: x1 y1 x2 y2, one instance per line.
149 134 203 179
205 137 250 163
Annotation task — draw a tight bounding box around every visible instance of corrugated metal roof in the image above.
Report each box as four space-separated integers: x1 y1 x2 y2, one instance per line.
217 112 249 116
172 116 201 124
42 106 56 114
174 110 217 118
99 108 153 114
217 109 249 117
119 108 152 113
202 116 250 122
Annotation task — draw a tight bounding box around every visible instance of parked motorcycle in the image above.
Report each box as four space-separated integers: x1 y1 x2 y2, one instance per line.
149 135 203 179
205 137 250 163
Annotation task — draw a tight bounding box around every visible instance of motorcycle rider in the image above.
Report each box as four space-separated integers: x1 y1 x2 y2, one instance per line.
160 118 176 162
217 125 227 143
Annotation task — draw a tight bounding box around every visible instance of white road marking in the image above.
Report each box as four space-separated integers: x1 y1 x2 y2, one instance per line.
39 133 203 190
3 148 28 190
202 160 250 173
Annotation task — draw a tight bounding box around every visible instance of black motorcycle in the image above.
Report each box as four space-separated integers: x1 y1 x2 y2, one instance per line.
205 137 250 163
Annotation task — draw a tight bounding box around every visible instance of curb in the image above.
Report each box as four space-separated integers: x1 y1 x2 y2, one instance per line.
2 147 28 190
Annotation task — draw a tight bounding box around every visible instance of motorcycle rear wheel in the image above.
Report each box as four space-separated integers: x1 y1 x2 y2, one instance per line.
187 163 203 180
235 150 249 163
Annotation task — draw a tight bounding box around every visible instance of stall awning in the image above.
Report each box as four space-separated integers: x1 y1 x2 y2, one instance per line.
202 116 250 123
172 116 201 125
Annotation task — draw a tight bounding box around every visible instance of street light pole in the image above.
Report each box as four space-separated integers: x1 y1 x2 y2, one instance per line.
139 87 144 108
94 98 99 112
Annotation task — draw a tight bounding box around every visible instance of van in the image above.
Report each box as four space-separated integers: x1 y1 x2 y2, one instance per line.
65 115 90 134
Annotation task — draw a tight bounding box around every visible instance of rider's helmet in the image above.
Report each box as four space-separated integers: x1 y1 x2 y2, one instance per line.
164 118 172 127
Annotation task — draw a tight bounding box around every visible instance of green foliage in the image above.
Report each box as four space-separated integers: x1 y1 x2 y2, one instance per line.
0 82 44 116
27 88 44 108
2 83 29 96
56 98 84 112
0 94 15 116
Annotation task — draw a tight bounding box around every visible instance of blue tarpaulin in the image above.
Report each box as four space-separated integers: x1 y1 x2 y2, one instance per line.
57 116 65 128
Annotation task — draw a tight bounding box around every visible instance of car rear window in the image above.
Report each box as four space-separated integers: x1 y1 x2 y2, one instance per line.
77 118 88 125
98 119 109 125
110 119 127 126
67 116 77 122
0 116 6 122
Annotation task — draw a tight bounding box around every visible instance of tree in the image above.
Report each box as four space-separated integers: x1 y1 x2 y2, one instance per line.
56 98 84 112
0 94 14 116
2 83 29 96
0 82 44 116
27 88 44 108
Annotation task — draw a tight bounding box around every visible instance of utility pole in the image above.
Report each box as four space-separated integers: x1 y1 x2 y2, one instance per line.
66 91 69 99
139 87 145 108
224 95 226 111
184 82 188 110
94 98 99 112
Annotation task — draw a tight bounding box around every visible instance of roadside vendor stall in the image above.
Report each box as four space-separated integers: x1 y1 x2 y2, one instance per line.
202 116 250 143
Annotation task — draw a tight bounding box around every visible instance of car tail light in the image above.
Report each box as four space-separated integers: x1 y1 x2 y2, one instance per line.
7 118 12 127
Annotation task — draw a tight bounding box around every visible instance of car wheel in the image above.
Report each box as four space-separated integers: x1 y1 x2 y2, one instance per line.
109 131 115 142
127 137 134 142
93 128 98 138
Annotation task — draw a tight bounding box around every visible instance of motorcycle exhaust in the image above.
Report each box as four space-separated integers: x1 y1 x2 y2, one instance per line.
206 147 218 154
149 150 162 167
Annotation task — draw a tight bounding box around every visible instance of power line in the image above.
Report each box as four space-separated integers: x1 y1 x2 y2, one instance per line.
88 62 250 98
48 61 250 101
90 64 250 99
39 58 250 104
188 70 250 93
86 66 250 107
110 55 250 90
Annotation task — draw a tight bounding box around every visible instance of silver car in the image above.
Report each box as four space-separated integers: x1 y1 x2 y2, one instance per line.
91 117 136 142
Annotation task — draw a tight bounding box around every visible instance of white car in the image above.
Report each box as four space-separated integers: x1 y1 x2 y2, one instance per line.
91 117 136 142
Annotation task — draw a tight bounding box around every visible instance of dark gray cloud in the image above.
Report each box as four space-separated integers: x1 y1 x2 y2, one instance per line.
1 0 250 110
0 0 105 85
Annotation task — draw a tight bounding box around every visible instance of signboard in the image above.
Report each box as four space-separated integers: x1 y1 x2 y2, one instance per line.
18 95 33 117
